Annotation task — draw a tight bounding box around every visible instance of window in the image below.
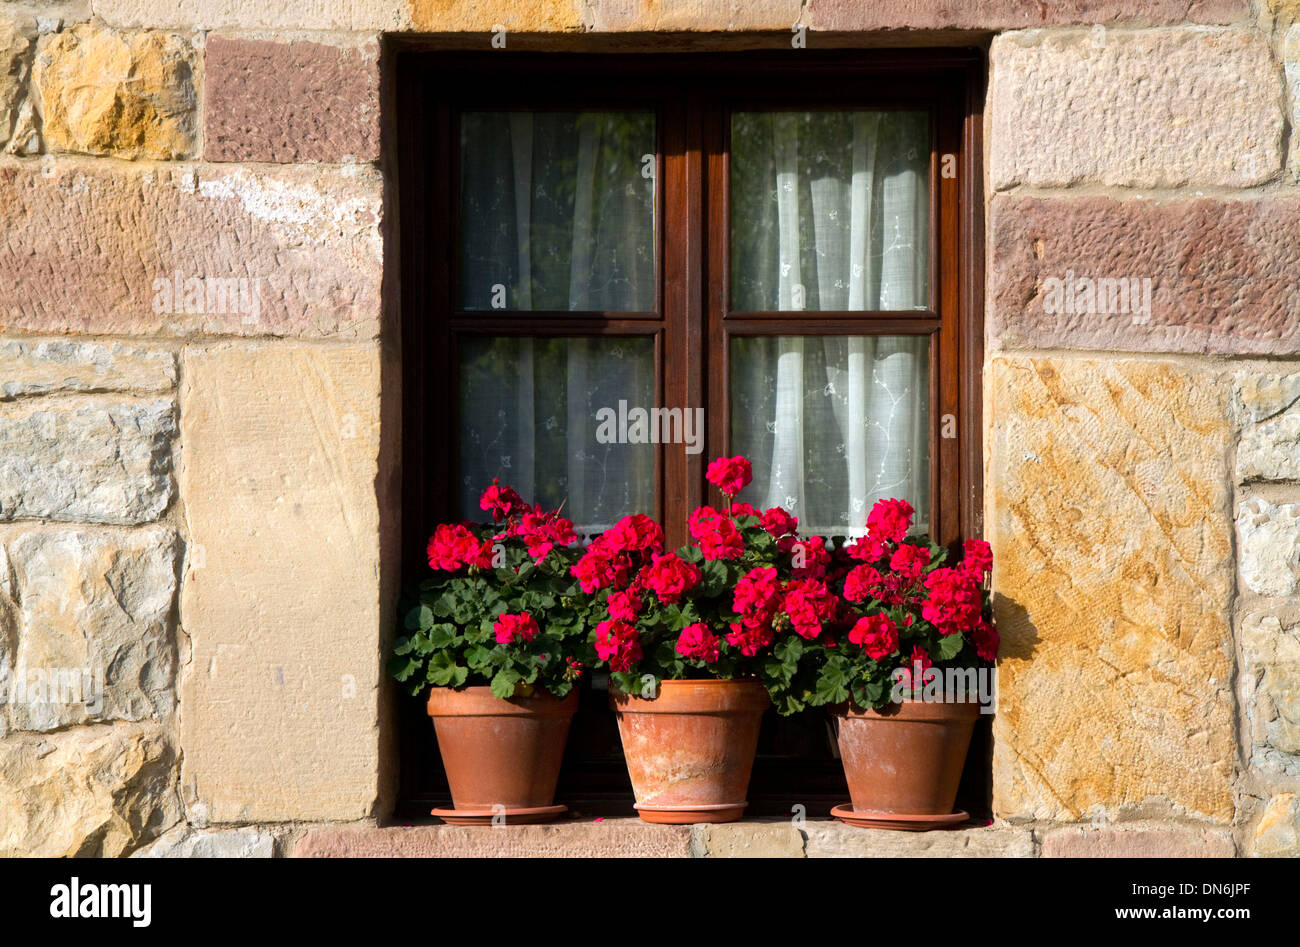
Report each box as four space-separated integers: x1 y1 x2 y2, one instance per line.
397 50 986 816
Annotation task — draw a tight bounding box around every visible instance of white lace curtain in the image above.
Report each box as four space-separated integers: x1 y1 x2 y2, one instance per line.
730 111 931 536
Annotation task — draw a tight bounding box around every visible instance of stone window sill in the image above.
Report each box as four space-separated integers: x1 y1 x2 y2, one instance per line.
290 818 1037 858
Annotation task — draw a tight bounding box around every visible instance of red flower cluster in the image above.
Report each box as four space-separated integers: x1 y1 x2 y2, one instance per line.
962 538 993 579
606 587 643 623
761 506 798 537
641 551 701 604
572 514 664 594
782 577 837 639
726 621 774 657
791 535 831 578
732 566 781 628
504 506 578 563
675 623 721 663
705 455 753 496
865 497 914 544
479 479 528 521
920 567 983 636
843 563 910 606
494 612 539 644
838 497 998 668
848 612 899 660
688 506 744 561
427 522 494 571
594 619 642 672
731 566 835 643
971 619 999 662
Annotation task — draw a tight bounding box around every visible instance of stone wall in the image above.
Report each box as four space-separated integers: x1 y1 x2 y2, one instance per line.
0 0 1296 856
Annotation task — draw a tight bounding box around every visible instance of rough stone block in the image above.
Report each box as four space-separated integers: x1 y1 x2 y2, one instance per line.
0 340 176 400
0 723 179 857
0 160 383 339
1253 793 1299 856
991 28 1281 189
0 399 175 524
33 22 198 159
204 35 380 163
1237 498 1300 597
809 0 1247 30
135 824 275 857
989 195 1300 355
93 0 411 31
692 820 805 857
1041 822 1236 857
292 819 694 857
988 357 1235 823
0 14 35 152
3 529 179 731
802 821 1035 857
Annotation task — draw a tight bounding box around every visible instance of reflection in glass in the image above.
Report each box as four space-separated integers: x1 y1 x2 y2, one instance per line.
459 111 656 312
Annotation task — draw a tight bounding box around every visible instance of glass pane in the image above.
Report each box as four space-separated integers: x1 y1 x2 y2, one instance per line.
459 111 656 312
730 335 930 537
458 336 655 533
730 110 930 312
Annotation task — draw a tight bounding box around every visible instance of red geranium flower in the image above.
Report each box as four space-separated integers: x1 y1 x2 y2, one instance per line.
726 621 774 657
427 523 493 571
494 612 539 644
606 587 643 622
792 535 831 578
594 619 642 672
690 510 744 561
733 566 781 626
962 538 993 579
848 612 899 660
642 551 702 604
781 577 836 639
971 618 999 662
479 479 527 521
844 533 886 563
675 623 721 663
866 497 914 544
921 567 983 635
760 506 798 538
889 542 931 583
706 455 753 496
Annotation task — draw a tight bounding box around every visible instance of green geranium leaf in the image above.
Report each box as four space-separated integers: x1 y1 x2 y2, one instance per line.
426 652 468 688
490 667 522 699
389 654 419 682
427 623 459 650
936 632 965 661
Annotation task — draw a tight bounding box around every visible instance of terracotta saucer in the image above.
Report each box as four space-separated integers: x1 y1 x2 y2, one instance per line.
830 804 970 831
430 804 568 825
633 802 747 824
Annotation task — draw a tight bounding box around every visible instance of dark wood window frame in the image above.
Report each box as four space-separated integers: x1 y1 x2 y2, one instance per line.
395 48 987 818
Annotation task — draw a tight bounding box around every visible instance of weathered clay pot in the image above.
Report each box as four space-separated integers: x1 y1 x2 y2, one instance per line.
426 686 578 821
610 679 770 824
833 698 980 820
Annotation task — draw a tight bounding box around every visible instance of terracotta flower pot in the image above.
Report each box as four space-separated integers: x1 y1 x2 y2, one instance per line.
610 679 770 824
426 685 579 824
832 698 981 830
